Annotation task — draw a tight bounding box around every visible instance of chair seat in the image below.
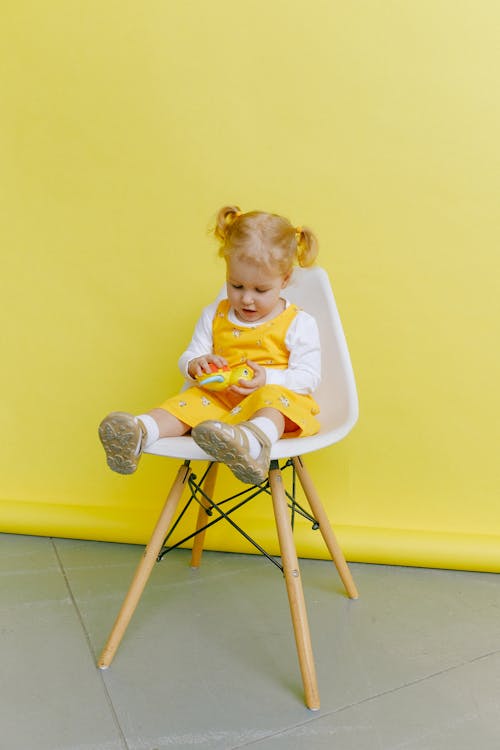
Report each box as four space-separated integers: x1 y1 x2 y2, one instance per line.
144 423 353 463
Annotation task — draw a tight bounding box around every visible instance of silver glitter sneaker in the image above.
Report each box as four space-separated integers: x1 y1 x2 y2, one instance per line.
98 411 146 475
192 420 271 485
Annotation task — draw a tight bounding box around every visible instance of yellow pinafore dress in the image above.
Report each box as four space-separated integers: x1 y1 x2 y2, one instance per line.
159 300 320 437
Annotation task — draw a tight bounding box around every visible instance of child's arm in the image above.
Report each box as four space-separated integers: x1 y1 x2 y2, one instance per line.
264 311 321 394
228 360 266 395
178 301 229 380
230 311 321 396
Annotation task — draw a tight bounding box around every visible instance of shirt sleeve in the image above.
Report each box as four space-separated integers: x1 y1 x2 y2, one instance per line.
264 310 321 394
177 301 218 379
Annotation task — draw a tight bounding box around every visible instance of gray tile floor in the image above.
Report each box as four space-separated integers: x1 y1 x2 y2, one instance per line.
1 532 499 750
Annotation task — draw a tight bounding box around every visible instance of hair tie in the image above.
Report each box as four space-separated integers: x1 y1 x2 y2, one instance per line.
235 210 243 218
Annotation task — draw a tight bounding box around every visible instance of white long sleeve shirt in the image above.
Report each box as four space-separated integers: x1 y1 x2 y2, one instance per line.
178 299 321 395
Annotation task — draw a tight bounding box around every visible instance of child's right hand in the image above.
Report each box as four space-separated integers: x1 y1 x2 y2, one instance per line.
188 354 228 379
227 359 265 395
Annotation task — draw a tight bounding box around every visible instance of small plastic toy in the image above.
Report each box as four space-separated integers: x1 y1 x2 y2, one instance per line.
195 363 254 392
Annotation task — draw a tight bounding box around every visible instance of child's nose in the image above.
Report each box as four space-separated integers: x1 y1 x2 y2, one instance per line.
242 290 253 304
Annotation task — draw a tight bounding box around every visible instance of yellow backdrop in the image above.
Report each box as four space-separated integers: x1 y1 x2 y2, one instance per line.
1 1 499 571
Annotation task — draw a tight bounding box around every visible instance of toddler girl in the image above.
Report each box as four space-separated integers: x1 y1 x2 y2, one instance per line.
99 205 321 485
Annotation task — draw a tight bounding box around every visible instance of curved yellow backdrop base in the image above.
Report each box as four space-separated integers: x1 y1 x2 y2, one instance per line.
2 480 500 573
1 3 499 573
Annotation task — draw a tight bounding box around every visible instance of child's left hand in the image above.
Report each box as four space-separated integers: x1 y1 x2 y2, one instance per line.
228 359 266 395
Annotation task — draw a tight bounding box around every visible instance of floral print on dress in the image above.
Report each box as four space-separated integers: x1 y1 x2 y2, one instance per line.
156 299 320 439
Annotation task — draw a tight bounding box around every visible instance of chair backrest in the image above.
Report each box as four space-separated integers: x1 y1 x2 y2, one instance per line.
283 266 359 440
217 265 358 441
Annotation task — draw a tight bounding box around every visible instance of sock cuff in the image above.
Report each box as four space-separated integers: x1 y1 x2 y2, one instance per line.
248 416 280 445
137 414 160 448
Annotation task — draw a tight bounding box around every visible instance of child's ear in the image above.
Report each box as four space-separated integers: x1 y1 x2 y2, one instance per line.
281 272 292 288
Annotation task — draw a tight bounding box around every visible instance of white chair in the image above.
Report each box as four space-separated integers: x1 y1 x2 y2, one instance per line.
97 266 359 710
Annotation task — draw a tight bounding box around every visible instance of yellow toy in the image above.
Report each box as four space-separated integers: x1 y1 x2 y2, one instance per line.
195 363 254 392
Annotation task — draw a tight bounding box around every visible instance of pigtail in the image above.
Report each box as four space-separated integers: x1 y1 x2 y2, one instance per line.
296 225 319 267
215 205 242 242
213 205 319 272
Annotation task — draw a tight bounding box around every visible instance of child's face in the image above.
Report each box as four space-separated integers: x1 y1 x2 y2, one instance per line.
226 255 290 324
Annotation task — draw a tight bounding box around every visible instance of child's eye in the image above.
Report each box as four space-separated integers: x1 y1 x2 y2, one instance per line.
231 284 243 289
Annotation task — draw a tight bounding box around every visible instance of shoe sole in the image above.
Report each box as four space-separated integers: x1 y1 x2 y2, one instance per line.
192 424 267 485
98 412 141 475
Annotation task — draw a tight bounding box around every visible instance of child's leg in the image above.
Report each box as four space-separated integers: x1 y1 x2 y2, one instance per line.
243 407 284 455
99 408 189 475
191 407 286 485
146 408 190 439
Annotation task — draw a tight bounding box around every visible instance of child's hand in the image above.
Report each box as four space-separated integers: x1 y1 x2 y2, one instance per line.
188 354 228 379
228 360 266 395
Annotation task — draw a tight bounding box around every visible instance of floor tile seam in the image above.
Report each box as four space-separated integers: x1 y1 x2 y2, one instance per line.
50 538 131 750
466 648 500 665
74 572 254 605
55 560 255 577
0 567 60 576
0 598 73 613
326 649 500 716
227 650 500 749
41 562 140 571
343 650 500 712
156 560 259 581
69 575 229 606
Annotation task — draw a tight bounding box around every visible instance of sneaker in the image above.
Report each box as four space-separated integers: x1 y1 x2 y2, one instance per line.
192 420 271 485
98 412 146 474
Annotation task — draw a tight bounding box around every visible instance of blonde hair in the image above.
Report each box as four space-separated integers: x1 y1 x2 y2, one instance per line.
214 205 318 275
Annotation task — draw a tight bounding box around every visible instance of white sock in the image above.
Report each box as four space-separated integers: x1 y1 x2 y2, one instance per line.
242 417 280 459
135 414 160 452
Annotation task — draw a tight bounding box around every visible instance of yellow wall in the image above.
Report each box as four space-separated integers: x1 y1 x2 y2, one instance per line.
1 1 499 571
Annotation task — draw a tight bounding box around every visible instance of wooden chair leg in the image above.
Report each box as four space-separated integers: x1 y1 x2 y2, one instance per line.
269 462 320 711
97 461 191 669
190 462 219 569
293 456 359 600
